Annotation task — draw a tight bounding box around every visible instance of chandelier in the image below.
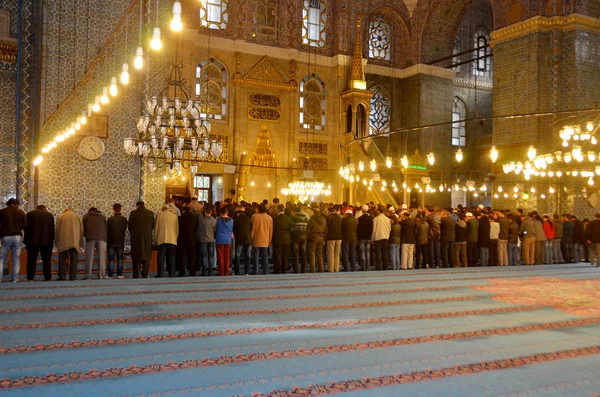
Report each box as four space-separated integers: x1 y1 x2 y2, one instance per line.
124 61 223 174
281 179 332 203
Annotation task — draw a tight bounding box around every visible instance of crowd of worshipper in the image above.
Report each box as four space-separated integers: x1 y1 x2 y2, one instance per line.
1 196 599 282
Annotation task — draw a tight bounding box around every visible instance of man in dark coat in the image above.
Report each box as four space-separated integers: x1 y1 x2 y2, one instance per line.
272 204 294 274
356 205 373 271
177 206 200 276
572 215 585 263
24 205 55 281
478 212 491 266
233 206 252 275
128 201 155 278
440 210 456 268
586 213 600 267
107 203 128 278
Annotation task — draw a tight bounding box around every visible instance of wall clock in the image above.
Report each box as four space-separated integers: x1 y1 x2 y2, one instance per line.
78 136 105 161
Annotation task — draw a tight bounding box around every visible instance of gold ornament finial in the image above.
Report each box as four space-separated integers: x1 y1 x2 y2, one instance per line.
349 17 366 90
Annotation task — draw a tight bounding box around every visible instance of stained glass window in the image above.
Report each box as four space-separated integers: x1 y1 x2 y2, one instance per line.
302 0 326 47
369 85 391 135
196 59 228 120
452 97 466 147
194 175 211 203
251 0 278 38
368 17 391 61
299 75 326 130
452 40 461 73
472 29 491 77
200 0 229 30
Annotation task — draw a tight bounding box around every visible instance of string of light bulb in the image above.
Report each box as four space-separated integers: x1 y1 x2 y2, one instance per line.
34 0 183 167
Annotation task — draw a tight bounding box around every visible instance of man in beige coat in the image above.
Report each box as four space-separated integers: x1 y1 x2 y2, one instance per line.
155 205 179 277
251 204 273 274
56 208 83 280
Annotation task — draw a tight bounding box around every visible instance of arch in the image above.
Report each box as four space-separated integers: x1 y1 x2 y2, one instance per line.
472 28 492 77
368 17 392 61
356 104 367 139
369 84 391 135
365 6 412 67
346 105 353 134
196 58 228 120
452 97 467 147
299 74 326 130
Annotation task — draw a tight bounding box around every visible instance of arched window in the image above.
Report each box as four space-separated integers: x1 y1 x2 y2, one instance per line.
368 17 391 61
200 0 229 30
302 0 327 48
369 85 391 135
251 0 278 38
472 29 491 77
452 97 466 147
299 74 326 130
196 59 228 120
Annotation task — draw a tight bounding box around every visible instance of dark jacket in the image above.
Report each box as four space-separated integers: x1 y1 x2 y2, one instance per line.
586 219 600 244
24 208 54 246
233 211 252 245
508 223 519 244
306 214 327 242
341 215 358 244
107 213 128 246
401 217 416 244
273 213 294 245
478 215 491 247
326 213 342 240
0 206 27 238
128 206 155 261
178 209 200 247
562 220 573 241
356 214 373 241
389 223 402 244
416 220 429 245
572 219 585 244
455 220 468 243
83 210 107 242
440 216 456 243
426 213 440 240
498 217 510 240
467 218 479 242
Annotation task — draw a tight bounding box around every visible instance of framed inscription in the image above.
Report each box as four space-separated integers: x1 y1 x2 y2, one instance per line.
78 115 108 138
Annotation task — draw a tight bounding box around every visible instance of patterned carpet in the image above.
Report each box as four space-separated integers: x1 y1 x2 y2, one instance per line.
0 264 599 396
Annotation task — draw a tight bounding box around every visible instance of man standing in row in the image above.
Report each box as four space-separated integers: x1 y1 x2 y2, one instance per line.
56 207 83 280
129 201 154 278
155 204 178 277
272 205 293 274
0 199 27 282
107 203 128 279
25 205 54 281
252 204 273 274
83 207 108 279
178 206 199 277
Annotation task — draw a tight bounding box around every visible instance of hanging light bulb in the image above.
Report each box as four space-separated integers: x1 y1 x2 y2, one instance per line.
150 27 162 50
455 148 463 163
32 155 43 166
251 179 255 187
589 151 597 162
497 185 503 192
267 181 271 188
587 122 594 132
401 155 409 168
134 47 144 69
426 152 435 166
100 87 109 104
367 159 376 172
527 145 536 161
120 63 130 85
549 186 555 194
385 156 392 169
589 177 596 186
80 111 87 125
92 96 101 112
490 146 499 163
109 77 118 97
170 1 182 31
358 161 364 172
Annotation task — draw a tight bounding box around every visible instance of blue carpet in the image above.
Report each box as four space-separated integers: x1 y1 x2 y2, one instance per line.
0 264 599 396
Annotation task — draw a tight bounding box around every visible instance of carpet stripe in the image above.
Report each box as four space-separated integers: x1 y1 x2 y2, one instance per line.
0 286 464 313
0 305 542 354
0 296 479 331
0 266 592 291
0 318 598 389
237 346 600 397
